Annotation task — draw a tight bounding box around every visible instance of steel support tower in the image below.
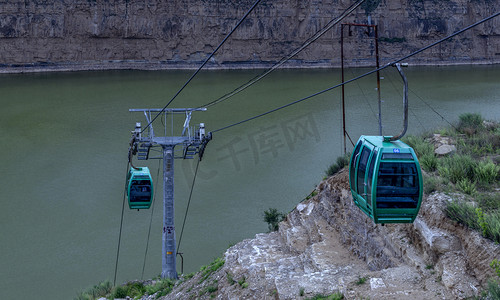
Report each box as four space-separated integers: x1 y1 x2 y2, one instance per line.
129 108 210 279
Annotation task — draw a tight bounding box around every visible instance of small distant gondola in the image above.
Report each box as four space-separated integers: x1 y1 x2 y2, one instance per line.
127 167 153 210
349 136 423 224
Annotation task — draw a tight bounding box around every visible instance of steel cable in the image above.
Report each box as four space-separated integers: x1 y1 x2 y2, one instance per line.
199 0 365 108
142 0 263 133
211 10 500 134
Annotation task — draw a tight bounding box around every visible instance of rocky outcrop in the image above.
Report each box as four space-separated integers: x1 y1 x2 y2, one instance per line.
0 0 499 72
161 169 500 299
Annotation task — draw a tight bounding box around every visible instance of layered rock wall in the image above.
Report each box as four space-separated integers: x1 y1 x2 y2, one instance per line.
0 0 499 71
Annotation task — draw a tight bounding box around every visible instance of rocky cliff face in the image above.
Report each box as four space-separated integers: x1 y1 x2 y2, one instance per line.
0 0 499 71
161 169 500 299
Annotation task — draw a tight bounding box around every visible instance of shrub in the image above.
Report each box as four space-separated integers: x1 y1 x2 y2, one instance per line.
326 154 350 176
420 153 438 172
484 211 500 243
238 276 247 288
423 175 440 194
474 160 500 185
226 272 235 285
477 193 500 211
438 154 476 184
457 113 484 135
111 281 146 299
458 132 496 157
491 259 500 278
199 257 225 283
110 285 129 299
263 208 286 232
403 135 434 157
145 278 175 297
74 280 112 300
445 200 479 230
402 135 437 172
457 178 477 196
487 279 500 300
306 292 344 300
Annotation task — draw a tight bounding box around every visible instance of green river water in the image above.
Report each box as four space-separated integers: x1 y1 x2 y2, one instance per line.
0 65 499 299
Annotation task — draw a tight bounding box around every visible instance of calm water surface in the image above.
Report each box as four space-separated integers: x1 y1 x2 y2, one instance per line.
0 66 499 299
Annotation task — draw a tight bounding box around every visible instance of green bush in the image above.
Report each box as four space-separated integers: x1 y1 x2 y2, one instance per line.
446 200 500 243
457 178 477 195
111 285 129 299
420 153 438 172
477 193 500 211
145 278 175 297
438 154 476 184
457 113 484 135
445 200 479 230
74 280 112 300
484 211 500 243
199 280 219 296
487 279 500 300
263 208 286 232
423 175 440 194
458 132 496 157
306 292 344 300
199 257 225 283
475 160 500 185
326 154 350 176
403 135 434 157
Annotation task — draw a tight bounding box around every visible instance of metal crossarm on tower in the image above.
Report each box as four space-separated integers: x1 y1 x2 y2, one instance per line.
129 107 210 279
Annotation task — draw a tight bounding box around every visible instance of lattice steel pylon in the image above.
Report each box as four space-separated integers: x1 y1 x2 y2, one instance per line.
129 108 211 279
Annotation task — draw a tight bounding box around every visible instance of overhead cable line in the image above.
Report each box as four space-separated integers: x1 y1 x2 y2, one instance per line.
211 10 500 134
349 67 379 123
141 160 161 280
177 159 201 254
142 0 263 133
200 0 365 108
113 162 131 286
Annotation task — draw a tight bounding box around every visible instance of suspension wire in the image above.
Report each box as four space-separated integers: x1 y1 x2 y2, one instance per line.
177 159 201 254
410 88 458 130
349 67 378 123
385 69 457 131
114 161 131 286
211 10 500 134
199 0 365 108
142 0 263 133
141 160 161 280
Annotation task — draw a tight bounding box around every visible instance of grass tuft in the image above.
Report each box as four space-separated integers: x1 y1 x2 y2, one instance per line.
326 154 351 176
199 257 225 284
145 278 176 297
437 154 476 184
306 292 344 300
74 280 112 300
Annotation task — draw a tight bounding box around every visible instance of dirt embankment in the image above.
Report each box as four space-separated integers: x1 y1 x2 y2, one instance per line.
157 168 500 299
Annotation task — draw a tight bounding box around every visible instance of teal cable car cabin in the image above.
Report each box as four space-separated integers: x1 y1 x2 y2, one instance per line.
127 167 153 210
349 136 423 224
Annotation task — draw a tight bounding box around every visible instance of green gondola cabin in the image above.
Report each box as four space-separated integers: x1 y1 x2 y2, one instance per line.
127 167 153 210
349 135 423 224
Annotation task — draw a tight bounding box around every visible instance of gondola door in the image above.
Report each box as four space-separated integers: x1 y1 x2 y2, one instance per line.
350 140 375 218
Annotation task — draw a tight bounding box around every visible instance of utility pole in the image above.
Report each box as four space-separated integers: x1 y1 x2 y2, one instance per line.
129 108 211 279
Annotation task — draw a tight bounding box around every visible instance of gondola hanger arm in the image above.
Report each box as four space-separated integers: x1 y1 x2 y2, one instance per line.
385 63 409 142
